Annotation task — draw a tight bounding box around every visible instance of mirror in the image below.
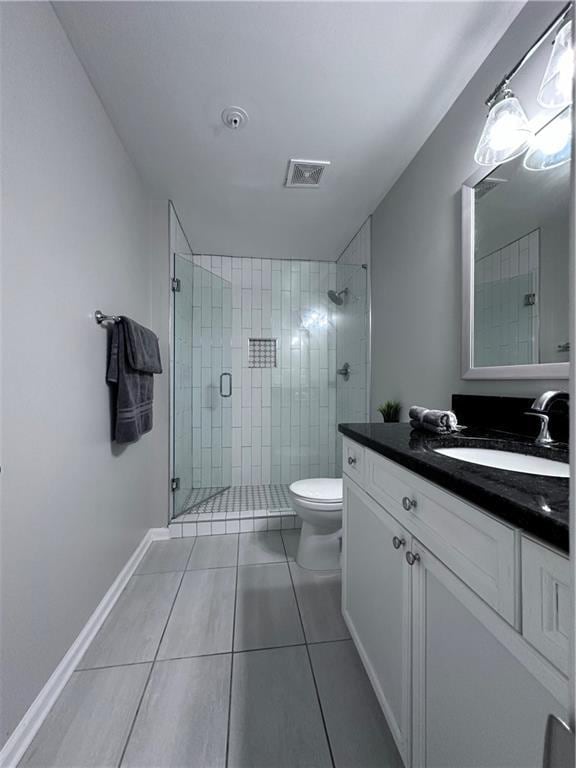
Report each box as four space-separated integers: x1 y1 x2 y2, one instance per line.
462 112 570 379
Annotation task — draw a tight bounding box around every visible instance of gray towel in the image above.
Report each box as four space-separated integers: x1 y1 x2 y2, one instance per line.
408 406 458 430
121 316 162 374
423 409 458 430
106 319 162 443
408 406 428 423
410 420 451 435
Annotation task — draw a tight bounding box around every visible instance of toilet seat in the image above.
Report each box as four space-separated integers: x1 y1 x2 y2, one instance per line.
289 478 343 504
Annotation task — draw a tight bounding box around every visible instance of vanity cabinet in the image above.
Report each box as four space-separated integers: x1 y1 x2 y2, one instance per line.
342 440 570 768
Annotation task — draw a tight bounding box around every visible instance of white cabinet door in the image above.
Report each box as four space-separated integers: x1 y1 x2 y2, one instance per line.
522 536 571 676
342 478 411 765
410 542 569 768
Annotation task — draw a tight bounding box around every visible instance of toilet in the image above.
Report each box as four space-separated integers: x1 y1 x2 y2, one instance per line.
288 478 343 571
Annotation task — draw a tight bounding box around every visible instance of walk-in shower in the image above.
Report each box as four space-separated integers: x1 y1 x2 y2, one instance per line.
171 251 370 528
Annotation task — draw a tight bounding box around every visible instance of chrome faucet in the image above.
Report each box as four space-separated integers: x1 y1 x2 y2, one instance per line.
525 391 569 446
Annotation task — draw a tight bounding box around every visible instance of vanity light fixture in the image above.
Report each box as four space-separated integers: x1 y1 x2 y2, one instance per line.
475 3 572 166
474 87 532 166
524 107 572 170
538 20 573 109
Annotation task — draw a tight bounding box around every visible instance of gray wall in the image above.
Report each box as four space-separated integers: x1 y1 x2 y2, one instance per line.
0 3 167 745
370 2 568 418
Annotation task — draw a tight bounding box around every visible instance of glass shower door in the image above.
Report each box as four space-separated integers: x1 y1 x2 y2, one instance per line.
334 263 369 475
172 254 232 519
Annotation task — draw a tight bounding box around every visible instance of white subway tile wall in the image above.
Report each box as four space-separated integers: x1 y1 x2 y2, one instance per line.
191 254 338 487
474 229 539 366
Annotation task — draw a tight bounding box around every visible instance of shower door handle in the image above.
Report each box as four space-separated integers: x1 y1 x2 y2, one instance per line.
219 372 232 398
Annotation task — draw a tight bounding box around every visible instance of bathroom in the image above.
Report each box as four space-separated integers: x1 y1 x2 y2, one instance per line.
1 2 574 767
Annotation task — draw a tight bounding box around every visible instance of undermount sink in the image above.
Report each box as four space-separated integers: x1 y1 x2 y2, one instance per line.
433 447 569 478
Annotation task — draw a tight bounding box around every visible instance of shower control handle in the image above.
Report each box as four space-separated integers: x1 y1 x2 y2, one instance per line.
219 372 232 398
337 362 351 381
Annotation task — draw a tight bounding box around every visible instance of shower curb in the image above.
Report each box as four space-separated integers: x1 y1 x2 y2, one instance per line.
169 513 302 538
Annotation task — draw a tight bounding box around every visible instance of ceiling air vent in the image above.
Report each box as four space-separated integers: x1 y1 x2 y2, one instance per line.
285 159 330 188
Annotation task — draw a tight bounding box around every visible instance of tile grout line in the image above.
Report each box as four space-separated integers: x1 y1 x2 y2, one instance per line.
136 535 197 577
280 533 337 768
115 536 199 767
224 533 241 768
79 636 352 674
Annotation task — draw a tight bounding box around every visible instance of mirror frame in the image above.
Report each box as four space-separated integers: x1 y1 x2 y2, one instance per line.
461 165 569 380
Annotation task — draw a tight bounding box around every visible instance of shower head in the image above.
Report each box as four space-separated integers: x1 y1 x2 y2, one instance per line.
327 288 348 306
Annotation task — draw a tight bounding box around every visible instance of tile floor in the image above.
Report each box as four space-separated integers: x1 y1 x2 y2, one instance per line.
20 532 403 768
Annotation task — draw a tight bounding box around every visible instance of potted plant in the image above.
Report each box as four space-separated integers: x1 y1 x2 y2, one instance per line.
378 400 401 423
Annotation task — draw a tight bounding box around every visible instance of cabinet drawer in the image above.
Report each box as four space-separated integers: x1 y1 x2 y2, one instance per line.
364 448 517 625
522 536 570 676
365 449 420 517
342 438 365 483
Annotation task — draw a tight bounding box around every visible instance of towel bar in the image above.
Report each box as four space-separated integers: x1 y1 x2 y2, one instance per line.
95 310 121 325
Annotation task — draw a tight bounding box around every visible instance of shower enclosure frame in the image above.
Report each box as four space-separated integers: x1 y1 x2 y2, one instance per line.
168 235 373 524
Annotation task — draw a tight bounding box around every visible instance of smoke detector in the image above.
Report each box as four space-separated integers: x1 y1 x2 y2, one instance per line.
285 159 330 188
221 106 248 130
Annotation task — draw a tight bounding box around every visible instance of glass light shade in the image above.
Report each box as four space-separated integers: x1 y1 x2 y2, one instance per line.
523 108 572 170
474 91 533 165
538 20 573 109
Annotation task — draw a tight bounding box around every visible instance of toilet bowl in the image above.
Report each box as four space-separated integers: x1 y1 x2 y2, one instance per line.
288 478 343 571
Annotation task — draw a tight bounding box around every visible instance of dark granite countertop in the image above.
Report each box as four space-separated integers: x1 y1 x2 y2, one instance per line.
338 423 569 553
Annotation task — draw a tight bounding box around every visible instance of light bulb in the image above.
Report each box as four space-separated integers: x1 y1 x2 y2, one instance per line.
475 89 533 165
489 112 528 151
538 20 574 109
524 108 571 171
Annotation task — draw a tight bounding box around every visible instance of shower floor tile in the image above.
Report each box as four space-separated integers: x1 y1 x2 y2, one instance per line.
176 484 293 520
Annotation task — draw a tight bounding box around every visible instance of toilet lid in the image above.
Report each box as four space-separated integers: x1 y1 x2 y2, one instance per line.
289 478 343 503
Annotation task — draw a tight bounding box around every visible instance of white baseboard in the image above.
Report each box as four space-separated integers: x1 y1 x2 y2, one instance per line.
0 526 169 768
149 526 170 541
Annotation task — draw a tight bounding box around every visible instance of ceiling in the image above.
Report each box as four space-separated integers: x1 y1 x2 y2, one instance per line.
55 1 522 261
